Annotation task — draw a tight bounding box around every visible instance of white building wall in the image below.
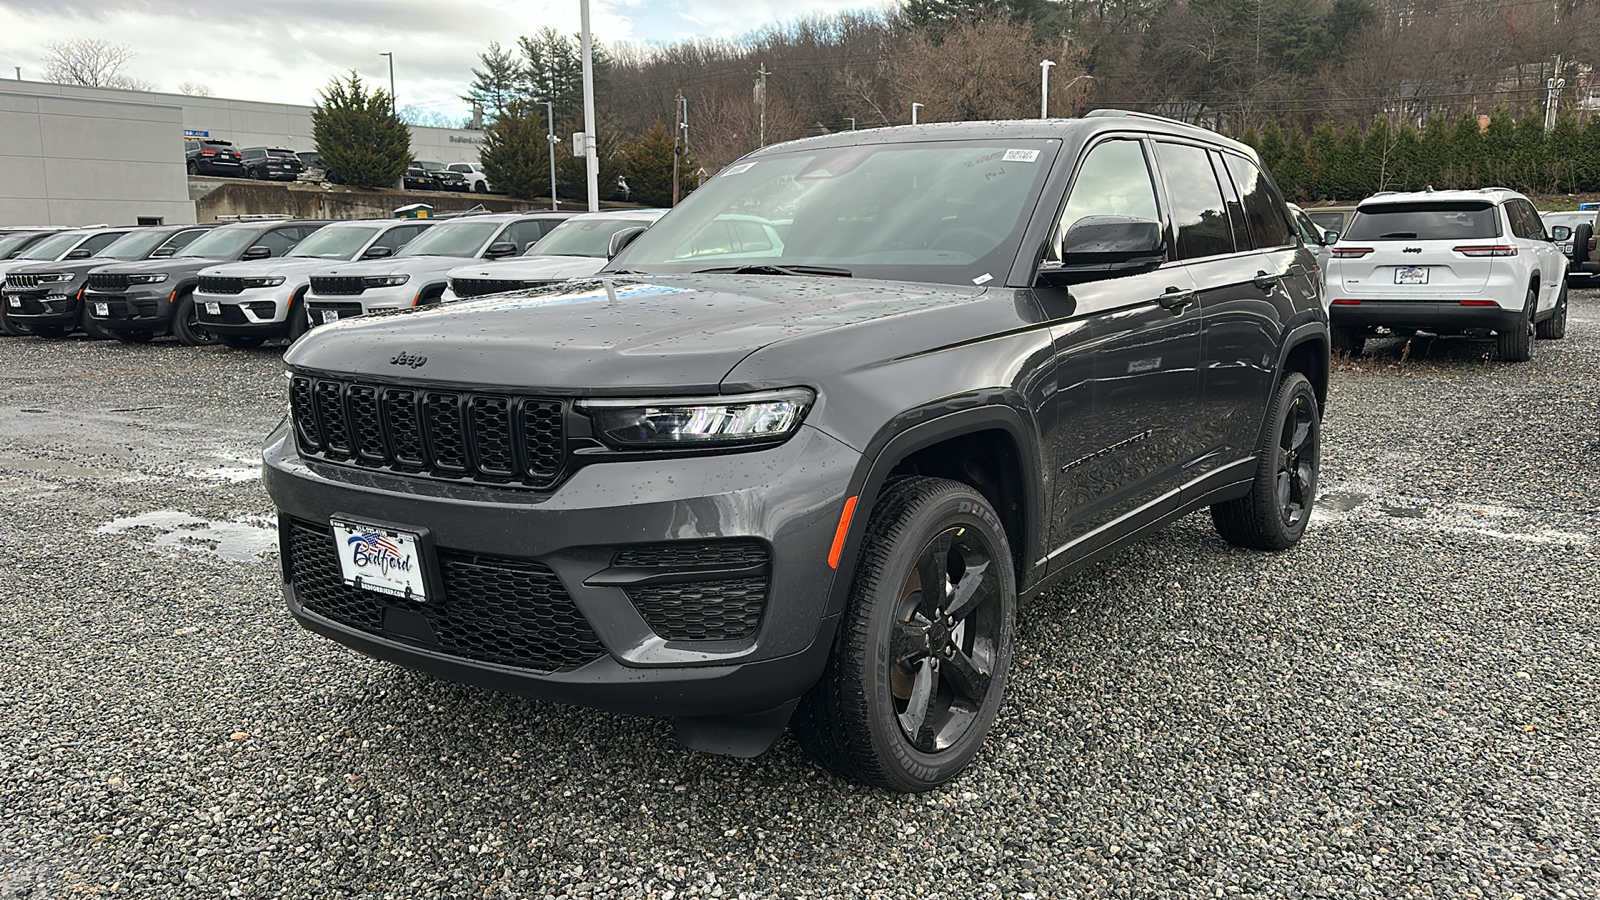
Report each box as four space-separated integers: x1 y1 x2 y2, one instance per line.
0 90 194 226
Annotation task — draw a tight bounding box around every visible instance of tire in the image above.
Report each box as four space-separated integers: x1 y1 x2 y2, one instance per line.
247 167 261 180
791 477 1016 792
1330 325 1365 356
1211 372 1320 551
80 307 115 341
187 159 199 175
30 325 65 339
1572 223 1593 268
286 292 310 343
113 330 153 345
0 309 27 337
473 181 488 193
172 294 218 347
1496 287 1535 362
1536 281 1568 340
220 335 265 349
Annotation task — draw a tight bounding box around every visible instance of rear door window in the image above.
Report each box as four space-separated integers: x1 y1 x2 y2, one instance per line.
78 232 127 255
1154 142 1235 259
503 220 549 252
372 224 427 251
1343 203 1501 241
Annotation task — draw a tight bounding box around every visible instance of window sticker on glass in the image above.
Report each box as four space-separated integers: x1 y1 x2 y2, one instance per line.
722 162 756 176
972 272 993 285
1003 149 1041 163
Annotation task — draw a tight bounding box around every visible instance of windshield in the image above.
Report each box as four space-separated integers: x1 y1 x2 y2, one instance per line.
417 161 445 171
99 230 174 260
610 139 1059 284
529 218 654 258
287 225 380 260
1344 202 1501 241
0 235 34 257
174 227 258 258
18 232 83 260
396 221 500 258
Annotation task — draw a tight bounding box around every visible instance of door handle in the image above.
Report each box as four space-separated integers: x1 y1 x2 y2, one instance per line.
1157 287 1195 312
1253 271 1279 292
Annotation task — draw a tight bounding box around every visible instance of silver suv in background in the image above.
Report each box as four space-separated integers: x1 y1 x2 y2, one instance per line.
194 219 435 348
442 210 661 302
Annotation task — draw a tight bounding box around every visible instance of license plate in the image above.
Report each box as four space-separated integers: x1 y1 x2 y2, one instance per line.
6 296 17 308
204 302 221 315
330 518 428 602
94 302 109 316
1395 266 1429 285
320 310 340 324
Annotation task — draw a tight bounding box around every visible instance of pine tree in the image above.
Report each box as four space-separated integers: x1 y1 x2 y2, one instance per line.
1509 109 1545 194
1277 125 1311 201
311 72 410 190
614 122 697 207
1446 112 1483 190
480 101 557 200
1306 123 1338 201
1547 112 1583 194
1580 116 1600 193
1417 113 1450 190
463 42 522 124
1335 122 1369 199
1388 121 1421 192
1479 107 1515 188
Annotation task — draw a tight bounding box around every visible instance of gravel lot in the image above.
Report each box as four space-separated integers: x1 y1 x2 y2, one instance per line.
1 296 1597 899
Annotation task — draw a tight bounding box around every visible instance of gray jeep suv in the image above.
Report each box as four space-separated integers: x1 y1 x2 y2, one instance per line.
264 111 1329 791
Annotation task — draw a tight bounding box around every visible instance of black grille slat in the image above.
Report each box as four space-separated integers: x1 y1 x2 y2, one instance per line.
7 296 48 315
5 273 51 289
87 273 131 292
287 520 606 672
613 541 770 568
470 396 514 477
313 380 351 458
310 276 367 296
347 385 386 463
453 278 542 298
198 303 249 324
290 376 566 489
627 579 768 641
381 388 425 467
197 275 246 295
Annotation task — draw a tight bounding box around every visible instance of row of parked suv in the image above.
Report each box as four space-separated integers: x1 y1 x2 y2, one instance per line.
0 209 665 346
184 138 491 194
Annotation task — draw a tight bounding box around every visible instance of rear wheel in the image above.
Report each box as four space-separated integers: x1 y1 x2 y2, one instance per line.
1330 325 1365 356
1536 282 1568 340
1212 372 1320 551
1496 287 1535 362
172 294 218 347
186 159 199 175
792 477 1016 792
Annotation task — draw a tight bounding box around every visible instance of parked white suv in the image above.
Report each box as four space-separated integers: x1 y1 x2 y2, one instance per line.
445 162 491 193
1325 189 1569 361
440 209 665 302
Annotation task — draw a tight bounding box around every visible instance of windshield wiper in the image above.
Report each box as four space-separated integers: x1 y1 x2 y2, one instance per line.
691 264 852 277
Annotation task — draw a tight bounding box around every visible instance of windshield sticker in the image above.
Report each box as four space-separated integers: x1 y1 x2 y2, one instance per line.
972 273 993 285
1003 149 1041 163
721 162 756 176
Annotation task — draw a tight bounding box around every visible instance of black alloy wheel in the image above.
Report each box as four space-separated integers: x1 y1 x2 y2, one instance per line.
187 159 199 175
793 477 1016 792
1497 287 1536 361
1212 372 1321 550
286 292 310 343
247 167 261 180
172 294 218 347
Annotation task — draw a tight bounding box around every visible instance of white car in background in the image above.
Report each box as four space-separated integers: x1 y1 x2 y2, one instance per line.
1325 188 1569 360
446 162 492 193
1287 202 1332 301
442 209 667 302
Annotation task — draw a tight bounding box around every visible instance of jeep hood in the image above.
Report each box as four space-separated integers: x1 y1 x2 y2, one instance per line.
447 255 607 283
93 257 222 277
284 274 1020 394
315 256 474 280
201 258 337 279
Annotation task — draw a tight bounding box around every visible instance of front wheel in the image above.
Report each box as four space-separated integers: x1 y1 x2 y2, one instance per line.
0 310 27 337
1212 372 1321 551
172 294 217 347
80 307 114 341
792 477 1016 792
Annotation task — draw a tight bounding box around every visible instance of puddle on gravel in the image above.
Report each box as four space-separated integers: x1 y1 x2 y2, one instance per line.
1317 491 1369 513
1313 483 1589 546
96 510 278 563
0 458 104 478
191 465 260 483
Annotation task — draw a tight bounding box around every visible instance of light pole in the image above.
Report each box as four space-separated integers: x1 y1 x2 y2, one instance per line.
911 102 923 125
1546 75 1568 131
579 0 599 211
378 52 395 108
1039 60 1056 119
846 117 856 130
543 100 558 210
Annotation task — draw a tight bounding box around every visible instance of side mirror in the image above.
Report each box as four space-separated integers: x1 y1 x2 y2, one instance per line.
483 241 518 260
608 225 648 258
1037 216 1164 285
65 248 93 260
241 245 272 260
1323 230 1341 244
360 245 394 260
150 246 176 258
1550 225 1572 241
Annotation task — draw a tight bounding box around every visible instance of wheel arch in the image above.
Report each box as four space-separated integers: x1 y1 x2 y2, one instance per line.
1276 324 1330 416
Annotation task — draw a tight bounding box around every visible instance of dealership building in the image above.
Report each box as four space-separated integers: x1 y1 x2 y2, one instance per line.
0 79 485 226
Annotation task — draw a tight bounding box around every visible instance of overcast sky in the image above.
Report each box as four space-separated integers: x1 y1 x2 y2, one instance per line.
0 0 889 122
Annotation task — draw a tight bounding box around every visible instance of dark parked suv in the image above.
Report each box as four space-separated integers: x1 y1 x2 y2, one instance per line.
241 147 305 182
3 224 215 338
265 111 1329 791
87 220 328 346
186 139 244 177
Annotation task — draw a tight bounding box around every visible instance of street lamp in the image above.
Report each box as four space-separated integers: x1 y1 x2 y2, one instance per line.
543 100 558 210
1040 60 1056 119
911 102 923 125
378 52 395 108
846 117 856 131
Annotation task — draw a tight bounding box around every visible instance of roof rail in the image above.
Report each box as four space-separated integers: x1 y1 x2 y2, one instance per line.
214 214 293 221
1085 108 1193 127
1478 187 1516 194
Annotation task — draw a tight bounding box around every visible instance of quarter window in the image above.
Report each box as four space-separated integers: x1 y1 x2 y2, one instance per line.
1222 154 1295 249
1054 139 1160 258
1155 142 1235 260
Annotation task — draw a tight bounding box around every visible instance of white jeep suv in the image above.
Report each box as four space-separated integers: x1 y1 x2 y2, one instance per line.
445 162 490 193
1325 189 1568 361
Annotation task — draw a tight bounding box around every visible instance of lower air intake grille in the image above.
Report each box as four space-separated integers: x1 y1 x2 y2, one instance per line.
286 519 606 672
626 579 768 641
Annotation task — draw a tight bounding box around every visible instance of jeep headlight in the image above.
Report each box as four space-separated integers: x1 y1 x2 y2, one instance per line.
35 273 73 284
363 275 410 288
243 276 286 288
126 273 168 284
581 389 814 449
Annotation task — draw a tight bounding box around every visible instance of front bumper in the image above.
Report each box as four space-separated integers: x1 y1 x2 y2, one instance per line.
83 288 174 333
1330 300 1524 334
306 285 419 324
194 289 295 336
263 421 860 717
3 287 81 328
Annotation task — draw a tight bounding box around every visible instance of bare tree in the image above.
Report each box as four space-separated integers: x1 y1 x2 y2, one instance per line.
178 82 213 97
43 39 152 91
